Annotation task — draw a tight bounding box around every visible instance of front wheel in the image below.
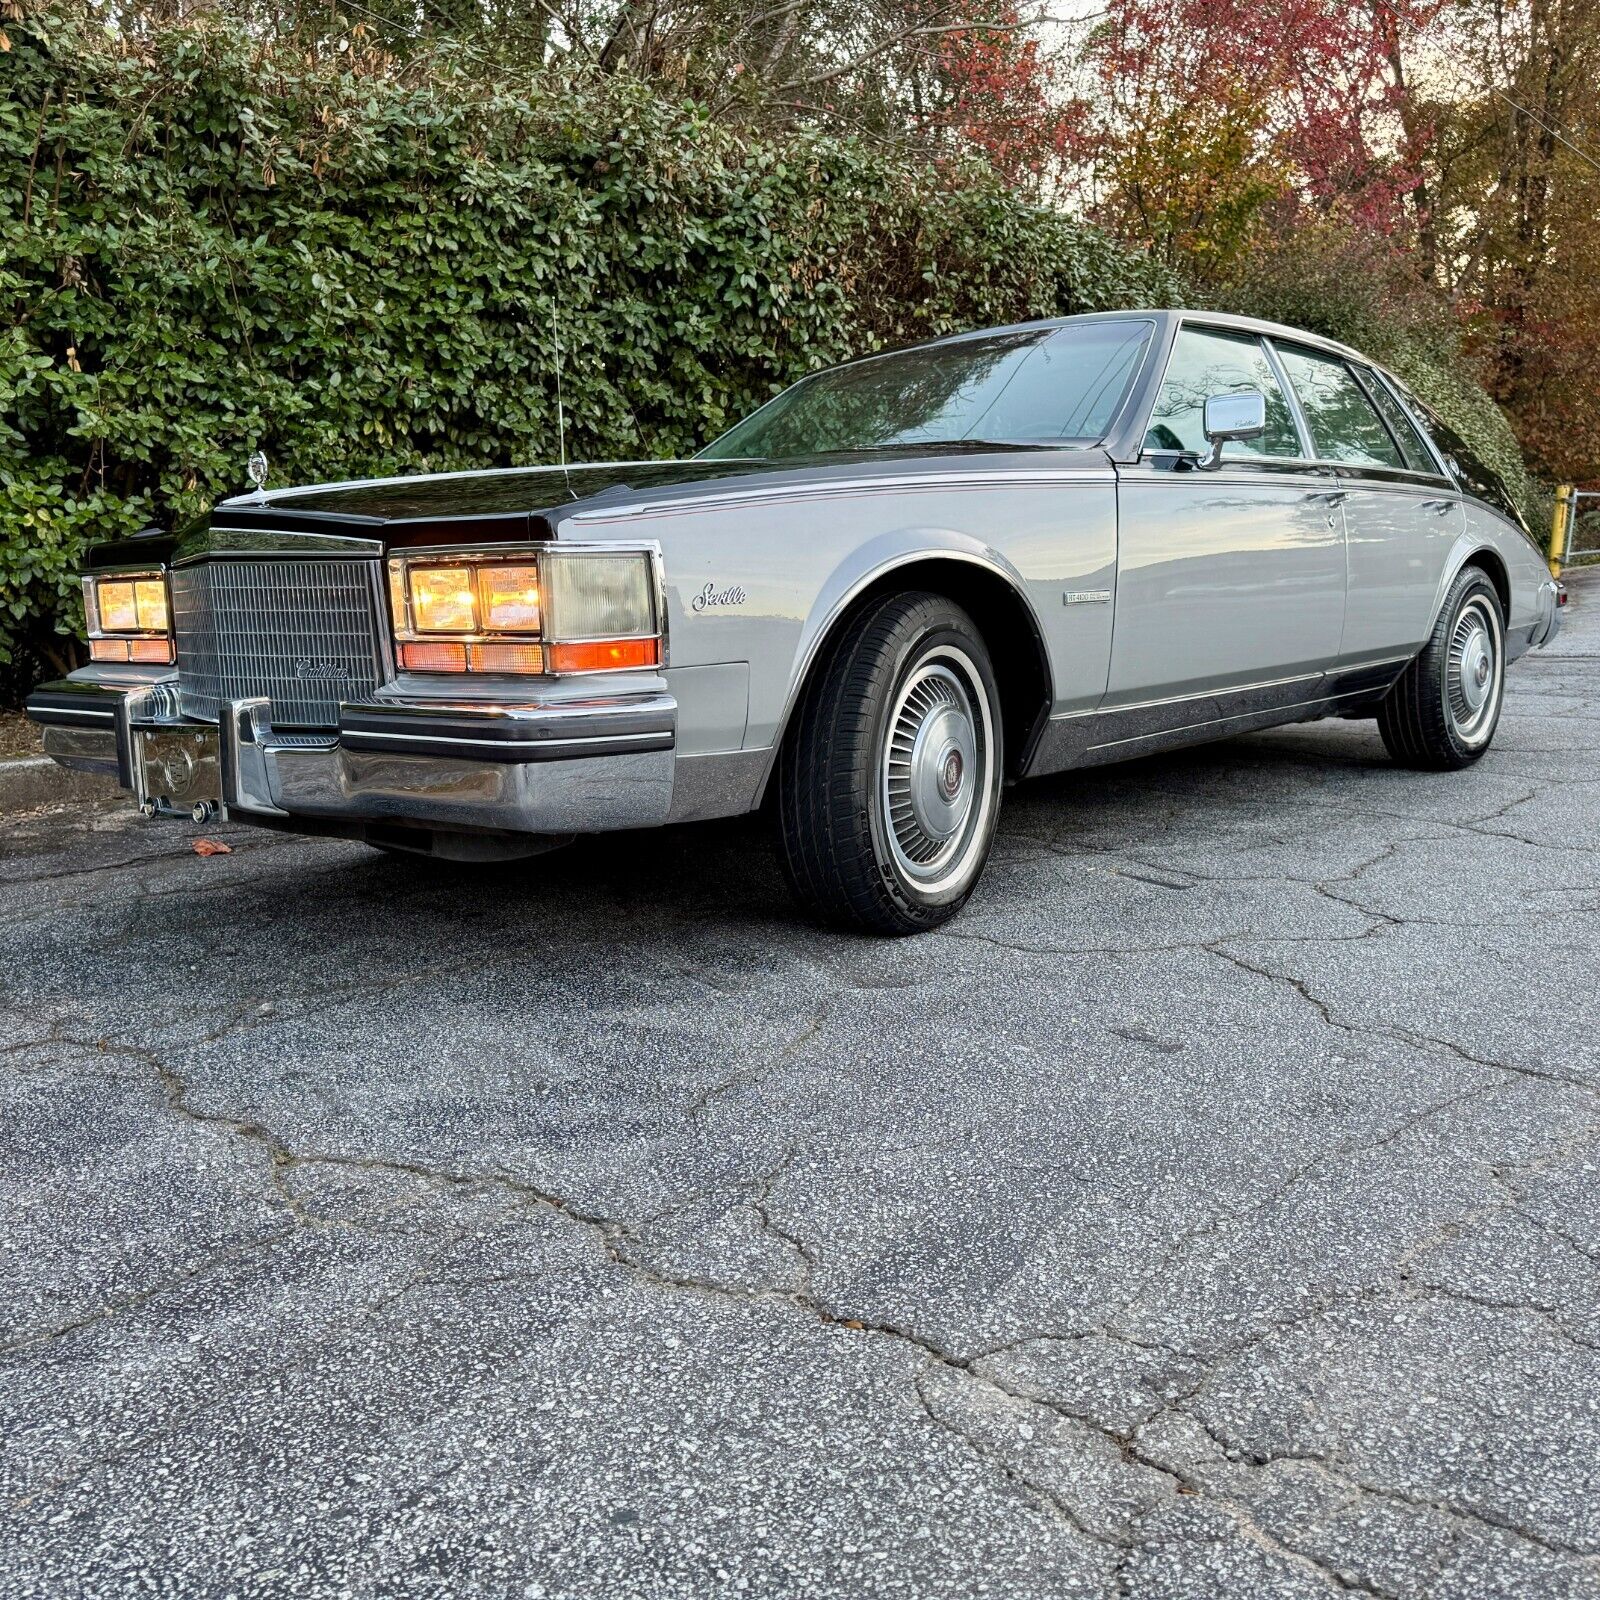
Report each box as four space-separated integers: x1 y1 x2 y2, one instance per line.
1378 566 1506 770
776 592 1003 935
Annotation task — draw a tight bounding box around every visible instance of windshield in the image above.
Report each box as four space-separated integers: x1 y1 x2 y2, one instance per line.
699 319 1155 460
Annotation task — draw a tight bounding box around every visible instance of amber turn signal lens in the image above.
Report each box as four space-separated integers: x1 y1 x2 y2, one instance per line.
399 640 547 674
129 638 175 663
409 567 477 633
467 642 545 674
547 638 659 673
477 565 541 633
89 638 131 663
399 641 468 672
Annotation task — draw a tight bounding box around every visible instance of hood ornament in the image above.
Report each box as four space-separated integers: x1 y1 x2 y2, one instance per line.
246 449 270 497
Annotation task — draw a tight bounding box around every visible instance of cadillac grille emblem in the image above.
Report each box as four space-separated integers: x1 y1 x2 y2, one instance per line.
246 449 270 495
293 659 349 681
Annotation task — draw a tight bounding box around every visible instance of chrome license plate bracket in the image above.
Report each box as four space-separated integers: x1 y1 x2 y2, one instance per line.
133 724 223 821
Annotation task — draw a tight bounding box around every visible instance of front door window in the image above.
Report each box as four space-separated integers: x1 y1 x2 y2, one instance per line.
1143 327 1301 458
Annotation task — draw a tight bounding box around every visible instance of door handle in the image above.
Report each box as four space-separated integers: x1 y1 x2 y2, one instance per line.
1308 489 1347 528
1421 498 1455 515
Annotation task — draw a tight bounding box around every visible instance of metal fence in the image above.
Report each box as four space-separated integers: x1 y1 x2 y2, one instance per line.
1552 485 1600 572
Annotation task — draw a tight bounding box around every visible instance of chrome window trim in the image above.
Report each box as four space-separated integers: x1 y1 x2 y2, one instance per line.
1131 460 1334 478
1268 339 1417 474
1370 370 1455 481
1346 361 1430 473
1324 464 1459 492
1258 337 1317 460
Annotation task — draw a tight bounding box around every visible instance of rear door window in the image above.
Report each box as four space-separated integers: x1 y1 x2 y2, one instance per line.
1386 383 1525 527
1356 368 1438 473
1144 326 1302 459
1273 344 1405 469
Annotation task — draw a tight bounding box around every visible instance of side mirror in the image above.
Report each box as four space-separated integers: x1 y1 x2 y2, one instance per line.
1198 390 1267 469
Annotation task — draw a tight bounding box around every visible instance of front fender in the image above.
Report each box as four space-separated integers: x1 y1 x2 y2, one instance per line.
752 528 1052 798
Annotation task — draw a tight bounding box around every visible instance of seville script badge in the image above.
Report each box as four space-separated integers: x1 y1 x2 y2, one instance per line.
692 582 747 613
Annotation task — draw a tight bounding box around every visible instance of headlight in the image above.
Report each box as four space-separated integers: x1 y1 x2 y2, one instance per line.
83 571 174 664
477 564 542 633
408 566 479 634
386 547 659 676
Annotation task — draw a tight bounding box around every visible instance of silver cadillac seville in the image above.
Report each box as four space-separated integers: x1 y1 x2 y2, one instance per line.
28 309 1565 933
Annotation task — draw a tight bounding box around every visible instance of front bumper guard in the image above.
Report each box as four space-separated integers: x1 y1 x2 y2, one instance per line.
26 677 677 839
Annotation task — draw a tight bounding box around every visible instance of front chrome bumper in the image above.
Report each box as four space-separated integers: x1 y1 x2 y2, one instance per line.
26 671 677 851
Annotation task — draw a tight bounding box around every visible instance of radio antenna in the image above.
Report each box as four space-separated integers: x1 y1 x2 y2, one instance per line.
551 301 571 494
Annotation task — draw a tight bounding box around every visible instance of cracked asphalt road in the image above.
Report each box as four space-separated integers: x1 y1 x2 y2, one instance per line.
3 575 1598 1600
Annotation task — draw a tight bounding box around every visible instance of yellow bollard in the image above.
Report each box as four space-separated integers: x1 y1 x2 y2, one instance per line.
1550 484 1573 577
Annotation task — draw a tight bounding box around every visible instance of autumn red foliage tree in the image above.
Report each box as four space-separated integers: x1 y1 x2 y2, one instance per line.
1076 0 1446 267
927 1 1082 184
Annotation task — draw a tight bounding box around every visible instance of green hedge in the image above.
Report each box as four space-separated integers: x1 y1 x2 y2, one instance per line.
0 9 1180 687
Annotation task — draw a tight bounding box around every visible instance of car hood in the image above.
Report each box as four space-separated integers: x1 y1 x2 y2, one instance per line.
91 444 1108 567
233 458 791 523
208 443 1086 527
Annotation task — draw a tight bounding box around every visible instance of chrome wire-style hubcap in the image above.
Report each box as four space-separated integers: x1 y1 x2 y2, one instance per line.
881 652 992 892
1445 595 1502 746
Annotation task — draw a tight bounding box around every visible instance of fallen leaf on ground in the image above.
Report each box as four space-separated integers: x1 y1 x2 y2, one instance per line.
192 838 232 856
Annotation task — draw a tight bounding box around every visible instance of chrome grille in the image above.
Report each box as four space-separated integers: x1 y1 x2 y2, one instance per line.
172 559 387 728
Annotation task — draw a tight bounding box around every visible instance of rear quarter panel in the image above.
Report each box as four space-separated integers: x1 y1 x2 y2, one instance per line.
1447 503 1551 644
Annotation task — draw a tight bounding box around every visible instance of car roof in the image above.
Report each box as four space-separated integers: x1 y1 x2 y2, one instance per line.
918 308 1375 369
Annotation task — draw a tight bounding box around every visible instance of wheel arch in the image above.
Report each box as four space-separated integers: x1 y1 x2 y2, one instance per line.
1458 546 1511 621
1417 542 1513 666
755 549 1053 805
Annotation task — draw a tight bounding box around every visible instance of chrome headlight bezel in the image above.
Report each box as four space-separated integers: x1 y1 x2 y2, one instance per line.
385 542 666 677
82 567 175 665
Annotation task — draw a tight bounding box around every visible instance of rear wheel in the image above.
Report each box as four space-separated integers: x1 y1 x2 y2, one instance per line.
1378 566 1506 770
777 592 1002 935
